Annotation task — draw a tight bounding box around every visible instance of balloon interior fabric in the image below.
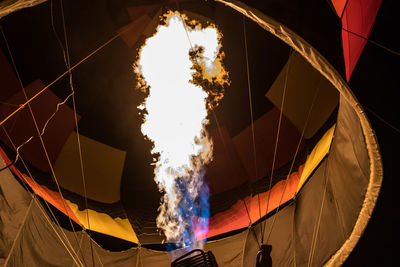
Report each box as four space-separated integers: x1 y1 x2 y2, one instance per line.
0 0 383 266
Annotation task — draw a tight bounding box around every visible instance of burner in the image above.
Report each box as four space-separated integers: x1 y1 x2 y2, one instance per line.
171 249 219 267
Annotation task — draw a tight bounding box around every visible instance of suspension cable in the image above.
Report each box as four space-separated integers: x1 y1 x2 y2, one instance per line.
264 77 322 244
260 48 292 244
1 126 83 266
53 0 98 264
0 22 85 262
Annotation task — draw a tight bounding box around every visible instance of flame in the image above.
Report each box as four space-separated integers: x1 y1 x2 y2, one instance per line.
135 11 228 252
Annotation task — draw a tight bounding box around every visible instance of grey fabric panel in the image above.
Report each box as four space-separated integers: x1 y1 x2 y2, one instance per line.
242 226 259 267
5 200 78 266
326 95 370 238
242 204 295 267
294 161 344 266
205 229 247 266
76 236 138 267
240 191 341 267
0 158 32 265
3 194 248 266
0 0 47 19
6 200 140 267
261 204 296 267
238 93 370 266
290 94 369 266
139 249 170 267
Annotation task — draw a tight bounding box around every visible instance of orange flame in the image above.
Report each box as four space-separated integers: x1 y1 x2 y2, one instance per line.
135 11 228 250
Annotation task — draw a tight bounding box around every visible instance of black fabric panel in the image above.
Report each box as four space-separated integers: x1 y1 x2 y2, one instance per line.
211 2 288 136
0 160 32 265
240 0 346 79
344 1 398 264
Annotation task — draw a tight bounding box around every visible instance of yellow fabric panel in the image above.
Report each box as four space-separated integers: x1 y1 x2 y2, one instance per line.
66 200 139 244
54 132 126 204
266 52 339 138
296 124 336 192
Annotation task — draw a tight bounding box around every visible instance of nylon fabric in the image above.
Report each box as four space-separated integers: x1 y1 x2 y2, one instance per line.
217 1 382 265
0 151 32 265
296 124 336 192
66 200 139 244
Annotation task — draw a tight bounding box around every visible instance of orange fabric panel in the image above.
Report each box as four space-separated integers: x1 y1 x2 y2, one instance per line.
206 197 250 238
205 126 247 195
0 147 81 224
202 164 302 239
232 107 305 182
248 165 303 223
0 79 80 172
0 49 20 102
21 174 81 224
118 14 152 48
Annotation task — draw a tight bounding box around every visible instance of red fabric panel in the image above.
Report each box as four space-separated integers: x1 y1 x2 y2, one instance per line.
331 0 348 17
127 5 158 21
0 147 81 224
341 28 367 81
118 15 152 48
205 126 247 195
196 164 302 239
0 79 80 172
0 49 20 102
340 0 382 80
232 107 305 182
